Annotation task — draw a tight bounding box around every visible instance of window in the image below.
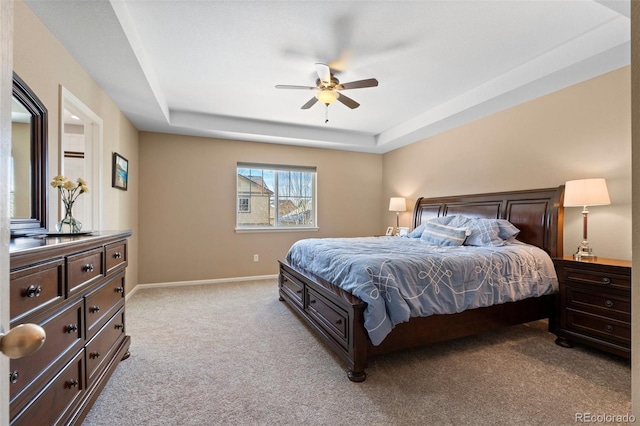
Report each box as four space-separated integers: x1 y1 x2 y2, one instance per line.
236 163 316 230
238 197 250 213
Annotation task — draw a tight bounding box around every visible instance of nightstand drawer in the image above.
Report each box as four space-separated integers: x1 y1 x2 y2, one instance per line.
566 310 630 346
563 267 630 290
566 285 630 320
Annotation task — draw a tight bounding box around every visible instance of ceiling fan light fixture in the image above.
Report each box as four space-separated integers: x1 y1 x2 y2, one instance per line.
316 89 339 105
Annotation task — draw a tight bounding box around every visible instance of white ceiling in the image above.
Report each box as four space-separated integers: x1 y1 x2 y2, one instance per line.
25 0 630 154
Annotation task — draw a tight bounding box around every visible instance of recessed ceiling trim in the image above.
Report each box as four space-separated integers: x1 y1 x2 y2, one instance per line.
109 0 170 123
170 110 376 149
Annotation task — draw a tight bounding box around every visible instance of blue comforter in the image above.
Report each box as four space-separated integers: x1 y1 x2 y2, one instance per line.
286 237 558 346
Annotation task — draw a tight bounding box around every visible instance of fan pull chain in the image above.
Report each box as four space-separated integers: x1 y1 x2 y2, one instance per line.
325 104 329 124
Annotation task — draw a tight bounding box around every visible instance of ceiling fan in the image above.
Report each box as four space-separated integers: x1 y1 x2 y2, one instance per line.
276 63 378 120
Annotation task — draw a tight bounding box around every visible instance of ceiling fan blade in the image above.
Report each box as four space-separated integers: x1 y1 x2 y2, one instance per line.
336 93 359 109
301 97 319 109
315 63 331 85
335 78 379 90
275 85 317 90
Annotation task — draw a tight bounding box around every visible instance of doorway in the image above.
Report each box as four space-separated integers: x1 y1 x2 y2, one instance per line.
59 87 103 232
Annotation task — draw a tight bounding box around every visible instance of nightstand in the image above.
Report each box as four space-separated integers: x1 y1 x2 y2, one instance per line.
551 257 631 359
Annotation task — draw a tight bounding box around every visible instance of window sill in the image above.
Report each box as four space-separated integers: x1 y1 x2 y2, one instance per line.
235 227 319 233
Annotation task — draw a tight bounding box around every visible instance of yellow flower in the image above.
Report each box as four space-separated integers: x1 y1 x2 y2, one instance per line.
50 176 89 205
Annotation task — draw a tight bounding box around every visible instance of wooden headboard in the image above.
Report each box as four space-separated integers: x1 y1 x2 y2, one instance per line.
412 186 564 258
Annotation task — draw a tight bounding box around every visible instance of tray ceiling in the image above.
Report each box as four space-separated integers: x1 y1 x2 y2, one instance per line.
25 0 630 153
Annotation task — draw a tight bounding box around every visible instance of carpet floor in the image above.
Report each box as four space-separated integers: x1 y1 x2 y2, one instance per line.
82 279 631 426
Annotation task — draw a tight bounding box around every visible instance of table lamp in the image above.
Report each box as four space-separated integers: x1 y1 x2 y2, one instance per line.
389 197 406 233
564 178 610 261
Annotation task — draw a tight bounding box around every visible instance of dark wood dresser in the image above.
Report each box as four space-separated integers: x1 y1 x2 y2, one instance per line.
9 231 132 425
552 256 631 359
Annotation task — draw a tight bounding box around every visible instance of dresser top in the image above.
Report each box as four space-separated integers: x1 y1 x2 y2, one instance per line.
555 256 631 269
10 230 133 269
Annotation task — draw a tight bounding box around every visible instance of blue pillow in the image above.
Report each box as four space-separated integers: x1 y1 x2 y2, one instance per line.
420 222 470 246
408 216 456 238
496 219 520 242
463 218 504 246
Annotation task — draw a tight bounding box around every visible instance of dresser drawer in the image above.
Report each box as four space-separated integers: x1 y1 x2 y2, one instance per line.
85 272 126 339
105 240 127 275
10 350 85 426
10 259 64 323
86 307 126 387
9 298 84 407
67 247 104 295
566 285 630 321
563 267 630 291
307 288 348 349
280 271 304 307
566 310 630 346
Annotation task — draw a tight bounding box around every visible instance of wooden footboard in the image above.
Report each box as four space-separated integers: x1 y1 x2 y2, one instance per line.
279 259 555 381
279 260 369 381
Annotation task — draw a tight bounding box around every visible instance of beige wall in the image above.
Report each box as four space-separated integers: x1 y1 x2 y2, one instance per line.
383 66 632 261
12 1 139 292
138 132 382 284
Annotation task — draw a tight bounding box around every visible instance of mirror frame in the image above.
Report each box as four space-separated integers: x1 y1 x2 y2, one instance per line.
11 72 48 234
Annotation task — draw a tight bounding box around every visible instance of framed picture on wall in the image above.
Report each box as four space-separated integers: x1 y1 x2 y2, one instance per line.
112 152 128 191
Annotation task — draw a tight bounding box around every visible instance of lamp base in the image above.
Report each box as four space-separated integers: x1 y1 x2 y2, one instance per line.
573 244 597 262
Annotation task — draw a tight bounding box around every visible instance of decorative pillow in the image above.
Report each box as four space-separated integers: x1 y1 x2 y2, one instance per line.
407 223 426 238
463 218 504 246
407 216 456 238
420 221 470 246
495 219 520 242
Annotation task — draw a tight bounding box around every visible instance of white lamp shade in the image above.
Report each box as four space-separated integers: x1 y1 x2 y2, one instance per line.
564 178 611 207
389 197 406 212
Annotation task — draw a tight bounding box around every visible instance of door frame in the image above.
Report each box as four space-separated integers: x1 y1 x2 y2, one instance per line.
59 86 104 232
1 2 14 425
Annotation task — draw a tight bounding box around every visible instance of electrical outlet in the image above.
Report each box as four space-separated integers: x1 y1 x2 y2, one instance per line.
253 254 259 262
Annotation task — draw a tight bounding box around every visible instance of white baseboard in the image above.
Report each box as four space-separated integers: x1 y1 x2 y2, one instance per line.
125 274 278 301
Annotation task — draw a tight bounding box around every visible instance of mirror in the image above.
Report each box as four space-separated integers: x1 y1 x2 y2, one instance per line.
10 72 48 235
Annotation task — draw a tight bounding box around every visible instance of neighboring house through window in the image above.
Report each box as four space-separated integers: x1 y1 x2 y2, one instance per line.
236 163 317 230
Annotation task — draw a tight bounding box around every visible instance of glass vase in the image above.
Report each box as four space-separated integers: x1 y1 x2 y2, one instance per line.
56 202 82 233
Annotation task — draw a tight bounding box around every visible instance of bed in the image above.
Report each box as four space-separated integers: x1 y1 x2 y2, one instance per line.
278 186 564 381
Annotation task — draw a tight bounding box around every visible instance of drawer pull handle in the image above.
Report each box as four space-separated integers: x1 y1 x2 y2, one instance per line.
115 286 125 293
90 305 101 313
283 277 289 282
66 378 79 389
296 290 302 294
9 370 19 384
606 325 614 333
113 252 122 259
82 264 95 272
605 300 614 308
65 324 79 333
602 277 611 285
309 299 316 304
115 324 124 330
25 285 42 298
335 319 343 325
90 351 101 359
